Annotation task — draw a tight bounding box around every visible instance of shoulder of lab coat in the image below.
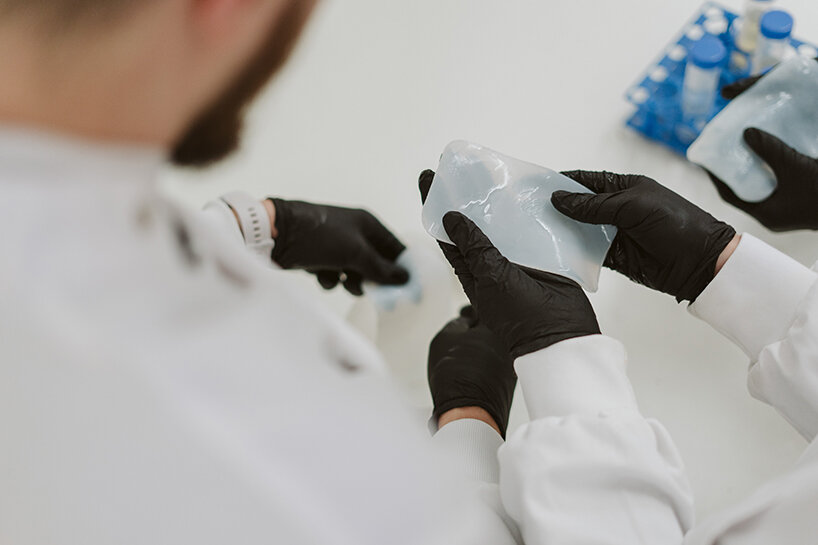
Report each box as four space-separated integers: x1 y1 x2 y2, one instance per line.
184 200 523 545
496 335 695 545
2 188 495 544
689 233 818 440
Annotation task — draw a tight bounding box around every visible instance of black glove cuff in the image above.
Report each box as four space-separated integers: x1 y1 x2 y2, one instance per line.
681 223 737 304
512 330 600 361
268 198 293 263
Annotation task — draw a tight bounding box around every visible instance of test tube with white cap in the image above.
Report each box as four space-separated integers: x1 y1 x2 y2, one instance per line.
736 0 774 52
752 10 793 74
682 35 727 120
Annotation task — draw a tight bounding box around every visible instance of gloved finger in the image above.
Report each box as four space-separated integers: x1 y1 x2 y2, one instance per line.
315 270 340 290
358 250 410 285
705 169 753 210
439 241 476 301
418 170 477 294
459 305 476 319
342 271 364 296
721 74 763 100
560 170 634 193
438 307 476 335
744 127 805 186
551 190 624 226
519 265 582 290
459 305 479 326
442 212 509 280
360 212 406 261
418 169 436 204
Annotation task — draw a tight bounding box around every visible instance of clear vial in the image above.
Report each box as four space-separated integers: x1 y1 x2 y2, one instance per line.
752 10 794 74
736 0 774 53
683 35 727 120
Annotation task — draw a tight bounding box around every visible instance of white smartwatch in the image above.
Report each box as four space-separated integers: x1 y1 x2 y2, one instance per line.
219 191 275 259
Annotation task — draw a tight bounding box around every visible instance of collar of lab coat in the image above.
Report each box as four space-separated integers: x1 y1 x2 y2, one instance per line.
0 124 165 197
0 125 168 236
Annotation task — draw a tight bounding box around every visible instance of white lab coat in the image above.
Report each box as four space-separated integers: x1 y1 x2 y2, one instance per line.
0 129 516 545
2 127 817 545
197 179 818 543
435 234 818 545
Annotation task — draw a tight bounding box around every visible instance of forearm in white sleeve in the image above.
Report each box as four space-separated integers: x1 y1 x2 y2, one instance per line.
433 420 522 544
201 199 246 250
689 234 818 440
201 192 276 265
498 335 694 545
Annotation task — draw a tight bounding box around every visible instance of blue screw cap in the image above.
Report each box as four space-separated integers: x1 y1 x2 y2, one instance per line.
760 10 794 40
690 35 727 69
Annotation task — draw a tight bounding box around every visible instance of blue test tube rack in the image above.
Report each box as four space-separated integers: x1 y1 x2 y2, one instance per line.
624 2 817 156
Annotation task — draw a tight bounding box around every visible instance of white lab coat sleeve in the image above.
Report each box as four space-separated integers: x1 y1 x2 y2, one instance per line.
432 420 522 544
433 419 503 483
498 335 695 545
201 198 247 250
689 234 818 440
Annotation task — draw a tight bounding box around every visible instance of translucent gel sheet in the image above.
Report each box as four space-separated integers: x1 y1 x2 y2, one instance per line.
421 141 616 292
688 57 818 202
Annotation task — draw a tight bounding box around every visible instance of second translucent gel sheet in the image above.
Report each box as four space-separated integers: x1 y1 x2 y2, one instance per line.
688 56 818 202
421 141 616 292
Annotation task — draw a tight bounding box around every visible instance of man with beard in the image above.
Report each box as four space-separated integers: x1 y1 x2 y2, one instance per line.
0 1 522 543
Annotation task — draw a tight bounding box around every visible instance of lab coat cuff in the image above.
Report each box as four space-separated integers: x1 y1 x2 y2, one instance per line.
514 335 637 420
689 234 818 359
202 199 247 248
433 419 503 483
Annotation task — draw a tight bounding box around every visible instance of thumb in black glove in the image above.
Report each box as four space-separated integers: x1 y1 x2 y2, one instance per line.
706 128 818 232
419 170 600 358
552 171 737 303
270 198 409 295
720 56 818 100
428 306 516 438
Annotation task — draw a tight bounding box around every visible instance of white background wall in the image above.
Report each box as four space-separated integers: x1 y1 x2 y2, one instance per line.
162 0 818 519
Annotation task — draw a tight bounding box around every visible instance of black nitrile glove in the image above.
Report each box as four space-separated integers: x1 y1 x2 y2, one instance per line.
707 128 818 232
552 171 736 303
720 56 818 100
428 306 516 437
710 63 818 231
270 198 409 295
419 168 599 358
720 73 765 100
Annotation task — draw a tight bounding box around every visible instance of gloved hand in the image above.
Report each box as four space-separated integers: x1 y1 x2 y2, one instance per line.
551 171 737 303
270 198 409 295
706 128 818 232
428 305 516 437
707 65 818 231
418 171 600 359
719 56 817 100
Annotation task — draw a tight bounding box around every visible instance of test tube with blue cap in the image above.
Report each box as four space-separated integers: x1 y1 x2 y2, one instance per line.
682 35 727 120
753 10 794 75
736 0 774 53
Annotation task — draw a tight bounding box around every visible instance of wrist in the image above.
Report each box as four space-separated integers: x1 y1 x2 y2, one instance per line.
263 199 279 239
715 234 741 276
438 406 501 436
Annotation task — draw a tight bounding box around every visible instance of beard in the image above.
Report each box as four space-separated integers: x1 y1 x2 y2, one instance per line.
171 0 316 167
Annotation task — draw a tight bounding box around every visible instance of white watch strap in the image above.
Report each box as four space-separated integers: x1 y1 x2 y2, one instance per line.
219 191 275 258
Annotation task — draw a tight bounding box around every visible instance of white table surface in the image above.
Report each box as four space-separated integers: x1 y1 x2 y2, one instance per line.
162 0 818 519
